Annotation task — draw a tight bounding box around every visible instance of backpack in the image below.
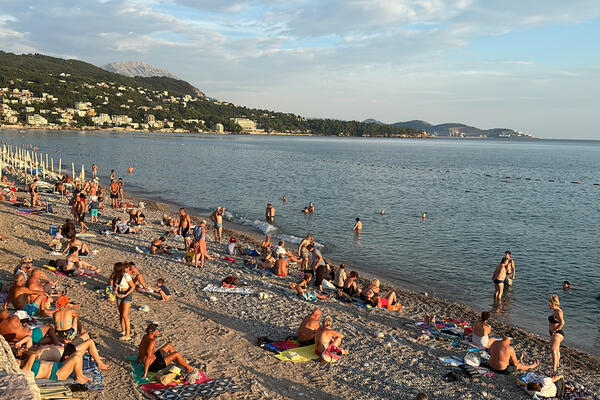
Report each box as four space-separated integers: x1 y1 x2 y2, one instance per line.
193 226 203 242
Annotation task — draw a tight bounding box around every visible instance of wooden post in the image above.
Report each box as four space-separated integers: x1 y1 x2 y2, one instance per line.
51 158 54 172
72 163 75 180
58 158 62 176
81 164 85 181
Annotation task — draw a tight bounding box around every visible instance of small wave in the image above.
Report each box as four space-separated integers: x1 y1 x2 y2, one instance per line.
239 218 277 236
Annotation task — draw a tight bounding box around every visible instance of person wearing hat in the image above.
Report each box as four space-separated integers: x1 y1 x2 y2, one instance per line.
52 296 81 342
227 237 241 258
137 324 195 378
484 332 539 374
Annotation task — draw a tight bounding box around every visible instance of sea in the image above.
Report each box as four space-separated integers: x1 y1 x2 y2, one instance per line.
1 129 599 356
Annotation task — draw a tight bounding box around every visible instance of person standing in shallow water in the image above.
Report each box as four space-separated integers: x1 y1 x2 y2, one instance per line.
504 251 516 287
492 257 508 302
265 203 275 223
353 217 362 233
548 294 565 372
91 164 98 179
128 165 134 175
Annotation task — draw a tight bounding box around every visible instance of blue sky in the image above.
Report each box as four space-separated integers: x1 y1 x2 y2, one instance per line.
0 0 598 139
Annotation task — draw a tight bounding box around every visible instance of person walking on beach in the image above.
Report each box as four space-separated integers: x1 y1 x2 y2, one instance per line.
109 179 119 208
178 208 192 249
210 206 225 243
504 251 516 286
193 220 213 268
353 217 363 233
109 263 135 341
492 257 508 301
265 203 275 223
548 294 565 372
91 164 98 179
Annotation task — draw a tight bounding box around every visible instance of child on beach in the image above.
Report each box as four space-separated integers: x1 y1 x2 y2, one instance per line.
154 279 171 301
89 196 99 224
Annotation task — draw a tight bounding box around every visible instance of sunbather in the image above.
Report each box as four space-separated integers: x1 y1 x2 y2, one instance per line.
137 324 195 378
20 349 90 383
113 216 142 234
343 271 359 297
151 236 171 254
65 247 100 275
21 335 111 370
526 375 574 398
472 311 499 349
297 309 321 345
3 273 50 317
128 262 150 292
0 310 60 348
369 291 397 308
162 214 179 227
360 278 381 303
294 273 331 300
314 316 348 360
53 296 83 342
485 332 539 374
61 235 91 256
272 254 289 277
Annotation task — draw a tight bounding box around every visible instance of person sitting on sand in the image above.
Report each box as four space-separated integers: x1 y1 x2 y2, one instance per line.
128 208 146 225
20 348 90 383
294 273 331 300
13 256 34 278
26 268 57 302
113 216 142 234
227 237 241 257
128 262 151 292
0 310 60 348
260 235 272 256
60 219 77 240
0 191 6 202
62 235 91 257
53 296 82 342
484 332 539 374
360 278 381 303
274 240 301 263
297 309 321 345
333 264 347 289
64 247 100 275
472 311 499 349
4 274 50 318
137 323 195 378
343 271 360 297
162 214 179 228
153 279 171 301
314 316 348 360
151 237 171 254
526 375 574 398
272 254 289 277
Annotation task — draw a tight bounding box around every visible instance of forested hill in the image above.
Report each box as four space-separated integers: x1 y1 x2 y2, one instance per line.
0 51 421 137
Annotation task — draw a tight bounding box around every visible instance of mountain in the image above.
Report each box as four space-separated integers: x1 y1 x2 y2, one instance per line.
362 118 385 125
392 120 519 137
102 61 179 79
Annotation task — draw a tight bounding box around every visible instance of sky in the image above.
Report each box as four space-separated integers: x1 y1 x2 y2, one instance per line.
0 0 599 139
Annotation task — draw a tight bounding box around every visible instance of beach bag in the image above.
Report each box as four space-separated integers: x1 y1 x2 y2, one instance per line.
185 250 195 265
193 226 203 242
156 369 177 385
320 345 342 364
464 352 480 367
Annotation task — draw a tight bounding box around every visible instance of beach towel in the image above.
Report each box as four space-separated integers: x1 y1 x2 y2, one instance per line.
149 378 243 399
128 356 156 385
81 354 104 391
475 366 496 378
37 384 72 399
264 338 300 353
52 270 99 277
75 233 95 238
17 209 45 215
244 249 260 257
140 371 212 393
274 344 320 363
202 284 253 295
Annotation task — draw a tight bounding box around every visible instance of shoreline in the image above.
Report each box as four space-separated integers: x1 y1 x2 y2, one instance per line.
1 170 599 399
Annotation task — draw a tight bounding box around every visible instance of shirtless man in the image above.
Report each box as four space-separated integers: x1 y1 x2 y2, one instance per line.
151 237 171 254
118 178 125 202
485 333 539 374
265 203 275 223
4 274 50 318
128 165 134 175
178 208 192 248
109 170 115 181
210 206 225 243
314 316 348 359
26 269 56 302
308 202 315 213
297 309 321 345
504 251 516 286
109 179 119 208
0 310 59 348
91 164 98 179
272 254 289 277
352 217 362 233
137 324 195 378
492 257 509 301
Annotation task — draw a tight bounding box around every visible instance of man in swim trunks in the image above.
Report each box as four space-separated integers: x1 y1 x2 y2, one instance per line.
265 203 275 223
137 324 195 378
109 179 119 208
352 217 362 233
0 310 60 348
504 251 516 286
4 273 50 318
492 257 509 302
272 254 289 277
91 164 98 179
178 208 192 248
485 332 538 374
297 309 321 346
210 206 225 243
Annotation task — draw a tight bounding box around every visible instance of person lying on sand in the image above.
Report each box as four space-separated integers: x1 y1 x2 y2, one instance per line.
0 310 60 348
4 273 50 318
18 335 111 370
20 348 91 383
163 214 179 227
360 279 381 303
526 375 574 398
137 323 195 378
484 332 539 374
297 309 321 346
151 237 172 254
472 311 499 349
65 247 100 275
61 235 91 257
315 316 349 361
113 216 142 234
368 291 398 308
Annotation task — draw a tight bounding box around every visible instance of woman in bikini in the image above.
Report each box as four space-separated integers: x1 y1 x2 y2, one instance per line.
52 296 82 342
61 235 91 257
343 271 360 297
20 349 90 383
64 248 99 275
359 278 380 303
109 263 135 341
548 294 565 372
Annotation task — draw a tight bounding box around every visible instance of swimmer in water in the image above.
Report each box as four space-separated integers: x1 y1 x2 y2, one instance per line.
380 210 385 215
562 281 572 291
282 196 287 203
353 217 362 233
308 202 315 213
421 212 427 221
128 165 134 175
302 207 309 214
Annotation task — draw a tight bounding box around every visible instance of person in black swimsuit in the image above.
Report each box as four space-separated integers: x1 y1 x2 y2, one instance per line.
548 294 565 372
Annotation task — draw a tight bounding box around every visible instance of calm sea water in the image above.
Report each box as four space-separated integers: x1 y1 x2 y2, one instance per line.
2 130 599 355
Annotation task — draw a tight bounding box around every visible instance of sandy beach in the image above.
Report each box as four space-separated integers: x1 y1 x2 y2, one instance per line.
1 182 599 400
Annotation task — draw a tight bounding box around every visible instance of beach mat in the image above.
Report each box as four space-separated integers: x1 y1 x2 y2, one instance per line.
149 378 243 399
274 344 320 363
128 356 156 385
202 284 253 295
139 371 212 395
264 338 300 353
81 354 103 392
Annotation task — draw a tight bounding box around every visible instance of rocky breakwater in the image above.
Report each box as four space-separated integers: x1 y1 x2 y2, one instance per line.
0 335 40 400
